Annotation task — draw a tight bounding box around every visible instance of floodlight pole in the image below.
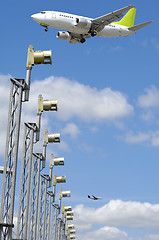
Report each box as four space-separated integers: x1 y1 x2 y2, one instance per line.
0 45 52 240
57 189 71 240
24 45 52 102
53 205 59 240
17 96 57 239
24 153 42 240
37 174 50 240
25 67 32 101
46 191 54 240
0 78 24 240
16 122 36 240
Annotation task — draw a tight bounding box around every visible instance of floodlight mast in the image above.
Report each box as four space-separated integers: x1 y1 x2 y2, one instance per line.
53 173 66 202
0 78 24 240
36 95 57 142
16 122 36 240
29 153 43 240
61 204 73 239
53 204 59 240
0 45 52 240
37 174 50 240
46 157 65 240
43 129 60 168
56 189 71 240
49 154 64 188
25 45 52 101
17 95 57 240
59 189 71 215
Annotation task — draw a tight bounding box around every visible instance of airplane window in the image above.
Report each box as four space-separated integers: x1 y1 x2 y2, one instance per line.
41 11 46 14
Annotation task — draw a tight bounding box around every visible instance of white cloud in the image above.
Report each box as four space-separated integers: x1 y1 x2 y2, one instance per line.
78 226 128 240
62 123 80 139
0 74 133 157
74 200 159 240
77 227 159 240
140 111 154 122
29 76 133 122
124 131 150 144
76 223 92 232
138 86 159 108
123 130 159 147
151 131 159 146
143 234 159 240
74 200 159 229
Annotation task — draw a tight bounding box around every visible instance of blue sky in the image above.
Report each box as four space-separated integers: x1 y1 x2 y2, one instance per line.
0 0 159 239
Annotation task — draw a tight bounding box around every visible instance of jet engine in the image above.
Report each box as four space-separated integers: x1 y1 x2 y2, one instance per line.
56 31 71 41
76 18 92 29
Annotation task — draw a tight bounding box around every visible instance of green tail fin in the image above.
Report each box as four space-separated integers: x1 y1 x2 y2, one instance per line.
114 8 136 27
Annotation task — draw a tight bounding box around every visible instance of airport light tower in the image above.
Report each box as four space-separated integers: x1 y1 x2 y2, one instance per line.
0 45 52 240
25 45 52 101
17 95 57 240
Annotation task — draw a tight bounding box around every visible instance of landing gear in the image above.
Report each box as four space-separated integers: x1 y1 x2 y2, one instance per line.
80 38 86 43
45 27 48 32
91 31 97 37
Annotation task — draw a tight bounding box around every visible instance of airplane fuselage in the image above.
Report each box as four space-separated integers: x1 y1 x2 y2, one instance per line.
32 11 135 38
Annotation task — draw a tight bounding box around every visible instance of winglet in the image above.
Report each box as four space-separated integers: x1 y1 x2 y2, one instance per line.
128 21 153 31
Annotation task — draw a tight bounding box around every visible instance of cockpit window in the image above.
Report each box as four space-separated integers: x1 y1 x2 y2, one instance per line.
40 11 46 14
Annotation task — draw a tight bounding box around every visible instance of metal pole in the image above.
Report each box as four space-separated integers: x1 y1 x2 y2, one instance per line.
16 123 36 239
23 124 34 239
54 206 58 240
50 203 54 240
48 194 51 240
37 175 49 240
0 78 24 239
42 177 47 240
33 154 42 240
27 150 35 240
57 219 61 240
16 124 27 238
60 213 65 240
24 68 32 101
37 175 42 240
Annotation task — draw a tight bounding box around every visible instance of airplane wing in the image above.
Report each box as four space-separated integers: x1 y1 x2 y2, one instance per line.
91 5 135 32
92 195 102 200
92 195 97 199
93 5 135 24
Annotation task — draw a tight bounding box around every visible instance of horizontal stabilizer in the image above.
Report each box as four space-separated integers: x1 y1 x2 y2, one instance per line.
128 21 153 31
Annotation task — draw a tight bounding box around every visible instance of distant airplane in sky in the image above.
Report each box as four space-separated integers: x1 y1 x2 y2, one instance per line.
88 195 102 200
31 5 153 44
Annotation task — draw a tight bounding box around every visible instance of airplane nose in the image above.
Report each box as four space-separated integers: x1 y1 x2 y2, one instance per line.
31 13 43 23
31 14 37 21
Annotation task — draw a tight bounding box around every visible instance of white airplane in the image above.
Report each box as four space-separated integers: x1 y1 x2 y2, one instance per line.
31 5 153 44
88 195 102 200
